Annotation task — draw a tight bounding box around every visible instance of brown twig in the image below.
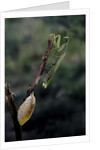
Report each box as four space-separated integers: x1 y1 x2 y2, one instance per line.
5 38 53 141
26 39 54 98
5 83 22 141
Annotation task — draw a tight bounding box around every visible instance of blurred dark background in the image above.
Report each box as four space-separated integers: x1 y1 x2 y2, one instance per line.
5 15 85 142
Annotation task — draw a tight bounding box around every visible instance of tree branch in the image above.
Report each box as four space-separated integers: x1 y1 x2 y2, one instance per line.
5 38 53 141
5 83 22 141
26 39 54 98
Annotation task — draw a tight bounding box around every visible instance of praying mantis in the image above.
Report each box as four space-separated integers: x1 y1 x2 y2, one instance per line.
43 33 69 88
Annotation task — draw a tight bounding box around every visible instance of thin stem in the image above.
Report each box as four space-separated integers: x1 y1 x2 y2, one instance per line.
26 39 54 98
5 38 53 141
5 83 22 141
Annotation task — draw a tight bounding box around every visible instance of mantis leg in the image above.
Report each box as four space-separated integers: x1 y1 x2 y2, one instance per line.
54 35 61 49
57 36 69 52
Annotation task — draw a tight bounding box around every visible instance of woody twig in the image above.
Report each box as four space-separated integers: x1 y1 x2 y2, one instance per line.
26 39 53 98
5 83 22 141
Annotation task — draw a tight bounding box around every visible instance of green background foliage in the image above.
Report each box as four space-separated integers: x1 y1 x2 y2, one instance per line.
5 15 85 141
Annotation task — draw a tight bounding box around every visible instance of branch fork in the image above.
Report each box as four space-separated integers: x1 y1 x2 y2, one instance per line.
5 39 54 141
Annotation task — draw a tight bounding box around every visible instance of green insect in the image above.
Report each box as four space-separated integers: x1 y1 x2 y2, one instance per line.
43 33 69 88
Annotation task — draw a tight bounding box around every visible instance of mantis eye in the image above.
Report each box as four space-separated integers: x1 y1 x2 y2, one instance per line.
17 92 36 126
